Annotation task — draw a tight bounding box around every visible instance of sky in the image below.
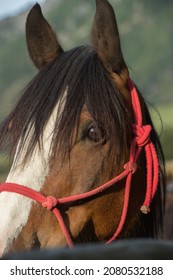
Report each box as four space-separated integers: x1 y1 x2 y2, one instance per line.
0 0 45 19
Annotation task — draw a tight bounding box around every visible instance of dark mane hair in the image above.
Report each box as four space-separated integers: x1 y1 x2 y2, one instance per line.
0 45 131 164
0 44 166 238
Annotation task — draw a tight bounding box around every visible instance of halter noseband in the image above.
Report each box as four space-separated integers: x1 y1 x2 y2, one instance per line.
0 79 159 248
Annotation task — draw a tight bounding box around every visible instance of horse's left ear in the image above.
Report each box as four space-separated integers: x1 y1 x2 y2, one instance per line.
92 0 128 86
26 3 63 69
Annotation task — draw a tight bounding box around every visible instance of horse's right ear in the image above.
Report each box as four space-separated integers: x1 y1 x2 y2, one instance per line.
92 0 128 87
26 3 63 69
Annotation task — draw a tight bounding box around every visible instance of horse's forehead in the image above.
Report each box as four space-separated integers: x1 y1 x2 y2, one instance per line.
80 105 93 121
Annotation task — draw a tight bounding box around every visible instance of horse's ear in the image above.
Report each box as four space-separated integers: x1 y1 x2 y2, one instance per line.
92 0 128 86
26 3 63 69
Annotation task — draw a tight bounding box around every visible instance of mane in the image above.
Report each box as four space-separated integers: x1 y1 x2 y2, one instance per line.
0 45 166 238
0 45 131 165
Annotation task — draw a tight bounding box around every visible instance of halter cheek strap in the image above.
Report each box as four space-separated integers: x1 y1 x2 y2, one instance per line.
0 79 159 248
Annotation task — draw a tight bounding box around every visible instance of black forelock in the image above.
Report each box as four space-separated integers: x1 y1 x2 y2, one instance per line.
0 45 132 164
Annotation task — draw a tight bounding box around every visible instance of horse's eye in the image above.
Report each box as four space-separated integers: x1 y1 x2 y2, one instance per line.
83 124 106 143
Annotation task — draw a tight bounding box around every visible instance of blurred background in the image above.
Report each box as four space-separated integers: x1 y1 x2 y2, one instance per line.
0 0 172 237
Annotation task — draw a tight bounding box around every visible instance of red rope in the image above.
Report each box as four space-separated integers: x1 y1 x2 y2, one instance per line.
128 79 159 214
106 172 133 243
0 79 160 248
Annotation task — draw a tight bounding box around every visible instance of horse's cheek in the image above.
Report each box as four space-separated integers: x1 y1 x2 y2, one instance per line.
68 143 111 192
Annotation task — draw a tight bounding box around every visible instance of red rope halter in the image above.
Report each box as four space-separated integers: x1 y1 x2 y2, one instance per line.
0 79 159 248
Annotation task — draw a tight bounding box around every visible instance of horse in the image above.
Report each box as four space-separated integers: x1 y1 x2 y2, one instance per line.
0 0 166 256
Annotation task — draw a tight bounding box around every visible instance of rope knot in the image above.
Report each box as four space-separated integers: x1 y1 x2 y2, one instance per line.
133 124 151 147
124 162 137 174
42 196 59 211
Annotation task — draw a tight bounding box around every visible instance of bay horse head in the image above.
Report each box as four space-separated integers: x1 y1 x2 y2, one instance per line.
0 0 165 256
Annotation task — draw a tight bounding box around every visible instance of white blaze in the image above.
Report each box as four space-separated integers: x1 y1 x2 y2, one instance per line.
0 92 67 255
